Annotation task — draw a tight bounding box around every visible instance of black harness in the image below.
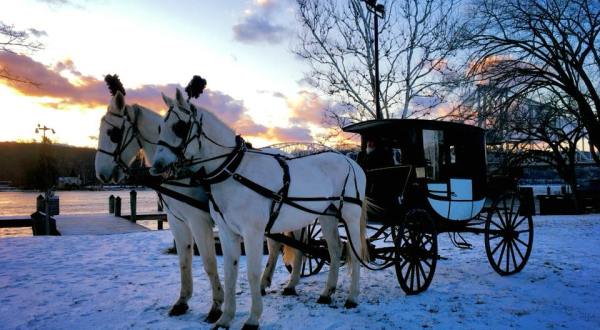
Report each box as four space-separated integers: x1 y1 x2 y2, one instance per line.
97 107 144 174
162 106 363 233
97 106 210 213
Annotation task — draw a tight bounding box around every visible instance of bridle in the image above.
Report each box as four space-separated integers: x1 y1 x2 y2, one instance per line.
156 103 246 182
97 105 147 175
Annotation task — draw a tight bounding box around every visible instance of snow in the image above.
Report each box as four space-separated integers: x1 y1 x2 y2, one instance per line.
1 214 599 329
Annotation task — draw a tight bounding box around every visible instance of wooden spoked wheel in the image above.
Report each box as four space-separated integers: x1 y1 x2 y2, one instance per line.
394 209 438 295
485 193 534 275
284 220 326 277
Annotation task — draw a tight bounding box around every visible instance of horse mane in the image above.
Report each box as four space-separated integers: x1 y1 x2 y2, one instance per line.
131 104 162 123
191 102 236 138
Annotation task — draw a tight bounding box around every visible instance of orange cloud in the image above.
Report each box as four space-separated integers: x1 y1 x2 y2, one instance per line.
287 90 327 126
0 52 315 143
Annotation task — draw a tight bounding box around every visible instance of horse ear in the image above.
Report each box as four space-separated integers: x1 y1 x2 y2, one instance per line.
161 92 173 107
175 88 186 106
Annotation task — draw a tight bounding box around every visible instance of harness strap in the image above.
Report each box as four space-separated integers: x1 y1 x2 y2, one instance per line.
265 156 290 233
191 135 246 185
146 181 209 211
208 193 226 222
229 172 361 220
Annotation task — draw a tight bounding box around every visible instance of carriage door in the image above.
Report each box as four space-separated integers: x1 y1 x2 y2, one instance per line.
424 130 478 220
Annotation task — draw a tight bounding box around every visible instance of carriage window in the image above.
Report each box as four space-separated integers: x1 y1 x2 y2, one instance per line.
423 129 443 179
392 148 403 165
449 145 456 164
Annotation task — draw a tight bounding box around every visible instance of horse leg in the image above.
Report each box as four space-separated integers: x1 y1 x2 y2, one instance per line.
188 215 224 323
316 215 341 305
214 225 241 329
241 230 265 329
282 230 303 296
342 206 363 308
168 217 194 316
260 238 281 296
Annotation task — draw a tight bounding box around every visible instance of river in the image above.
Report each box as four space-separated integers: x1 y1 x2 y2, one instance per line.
0 190 162 237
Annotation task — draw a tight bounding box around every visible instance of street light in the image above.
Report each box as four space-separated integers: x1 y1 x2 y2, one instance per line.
35 123 56 143
363 0 385 120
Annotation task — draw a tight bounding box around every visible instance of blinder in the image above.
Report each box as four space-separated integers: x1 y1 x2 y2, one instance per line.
173 120 191 139
108 127 124 143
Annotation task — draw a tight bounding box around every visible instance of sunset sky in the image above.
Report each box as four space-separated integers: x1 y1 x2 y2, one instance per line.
1 0 336 147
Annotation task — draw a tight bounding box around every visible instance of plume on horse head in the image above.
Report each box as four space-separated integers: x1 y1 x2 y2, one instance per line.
185 75 207 101
105 74 126 96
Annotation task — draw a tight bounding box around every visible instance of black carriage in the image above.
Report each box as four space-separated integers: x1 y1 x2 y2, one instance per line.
284 119 534 295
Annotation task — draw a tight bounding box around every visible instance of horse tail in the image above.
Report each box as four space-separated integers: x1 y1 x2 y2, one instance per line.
359 196 371 263
282 236 295 267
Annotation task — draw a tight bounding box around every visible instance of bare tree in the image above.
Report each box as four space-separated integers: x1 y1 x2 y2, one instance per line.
462 84 589 210
295 0 466 127
0 21 44 84
464 0 600 164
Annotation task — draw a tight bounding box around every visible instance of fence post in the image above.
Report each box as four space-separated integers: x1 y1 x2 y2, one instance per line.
108 195 115 214
130 190 137 222
115 196 122 217
36 194 45 212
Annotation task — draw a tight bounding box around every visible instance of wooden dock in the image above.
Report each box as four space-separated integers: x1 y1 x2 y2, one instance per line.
54 214 150 235
1 213 167 236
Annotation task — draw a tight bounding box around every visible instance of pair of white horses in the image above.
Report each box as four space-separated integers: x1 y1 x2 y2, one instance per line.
95 89 368 329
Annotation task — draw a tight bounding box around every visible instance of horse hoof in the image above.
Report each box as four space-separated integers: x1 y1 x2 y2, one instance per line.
261 288 266 296
211 325 229 330
241 323 259 330
317 296 332 305
168 302 189 316
204 308 222 323
344 300 358 309
282 287 298 296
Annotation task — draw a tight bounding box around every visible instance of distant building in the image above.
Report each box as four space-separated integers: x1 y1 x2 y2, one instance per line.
57 176 82 190
0 180 15 191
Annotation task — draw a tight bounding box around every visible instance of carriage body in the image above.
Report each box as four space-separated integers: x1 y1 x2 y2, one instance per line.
343 119 488 228
336 119 534 294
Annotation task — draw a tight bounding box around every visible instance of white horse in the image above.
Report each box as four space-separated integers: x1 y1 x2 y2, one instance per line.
95 91 225 322
95 91 308 323
151 89 369 329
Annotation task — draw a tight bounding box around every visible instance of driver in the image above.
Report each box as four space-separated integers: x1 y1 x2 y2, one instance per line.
357 137 394 170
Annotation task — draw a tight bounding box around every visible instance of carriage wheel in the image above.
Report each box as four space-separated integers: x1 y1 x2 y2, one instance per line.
485 193 534 276
283 221 326 277
394 209 438 295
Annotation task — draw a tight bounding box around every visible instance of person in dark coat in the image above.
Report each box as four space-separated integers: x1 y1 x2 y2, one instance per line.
357 138 394 170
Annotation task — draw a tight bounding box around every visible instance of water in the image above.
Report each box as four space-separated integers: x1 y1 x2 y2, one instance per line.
0 190 162 237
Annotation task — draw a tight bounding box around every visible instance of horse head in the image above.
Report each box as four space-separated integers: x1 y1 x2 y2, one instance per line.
95 87 141 183
151 88 197 176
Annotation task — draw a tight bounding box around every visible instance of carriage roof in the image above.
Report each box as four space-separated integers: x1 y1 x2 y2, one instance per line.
342 119 485 138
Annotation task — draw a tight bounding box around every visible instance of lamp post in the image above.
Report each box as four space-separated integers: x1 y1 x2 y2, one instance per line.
35 124 56 235
363 0 385 120
35 124 56 143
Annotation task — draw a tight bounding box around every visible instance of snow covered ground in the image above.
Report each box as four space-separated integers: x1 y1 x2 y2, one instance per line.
1 214 599 329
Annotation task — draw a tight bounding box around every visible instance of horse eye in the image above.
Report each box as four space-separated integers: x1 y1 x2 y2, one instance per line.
173 120 190 139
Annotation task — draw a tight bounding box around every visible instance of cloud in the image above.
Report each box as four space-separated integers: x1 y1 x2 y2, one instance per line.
0 52 108 107
0 52 314 143
36 0 83 9
266 126 313 142
232 0 290 44
287 90 327 126
28 28 48 37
